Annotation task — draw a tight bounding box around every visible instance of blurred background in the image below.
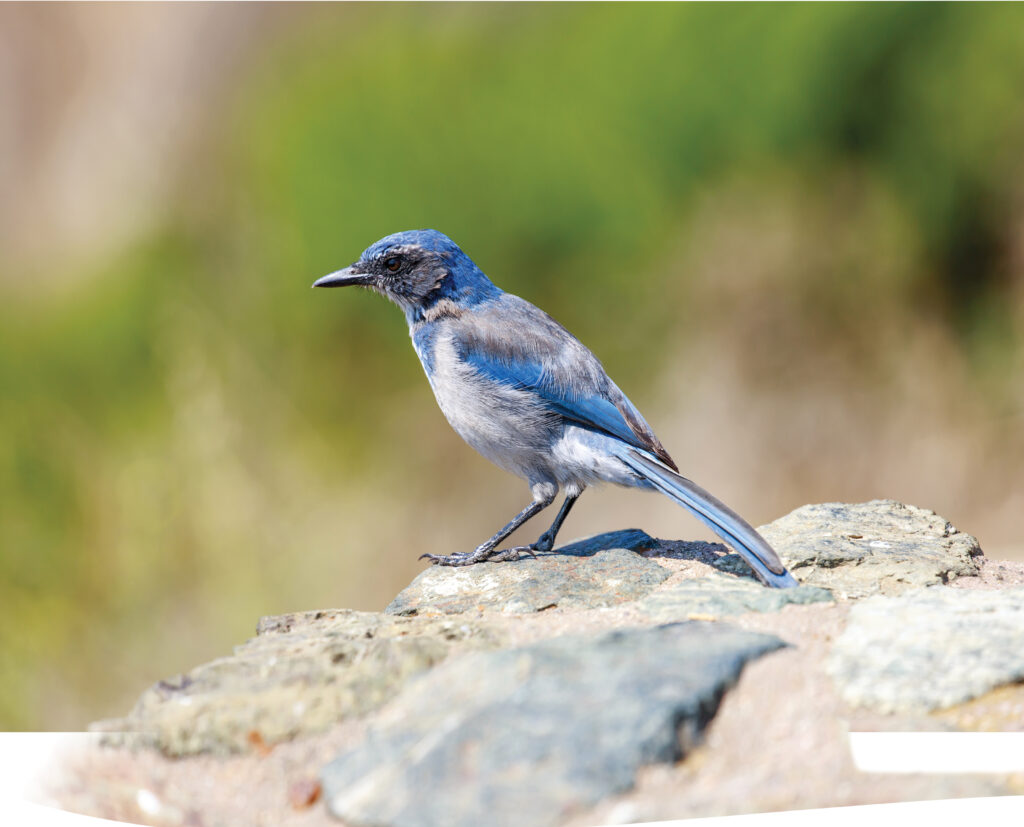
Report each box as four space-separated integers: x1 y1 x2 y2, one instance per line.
1 3 1022 730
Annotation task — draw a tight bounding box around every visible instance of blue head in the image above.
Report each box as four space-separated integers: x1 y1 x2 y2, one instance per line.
313 230 501 322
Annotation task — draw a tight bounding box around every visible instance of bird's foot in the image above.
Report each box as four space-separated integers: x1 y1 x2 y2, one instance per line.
419 545 538 567
418 551 472 565
531 532 555 553
488 545 538 563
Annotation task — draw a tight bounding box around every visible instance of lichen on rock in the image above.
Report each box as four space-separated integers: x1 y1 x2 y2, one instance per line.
716 499 983 598
828 585 1024 713
386 530 671 616
93 609 507 756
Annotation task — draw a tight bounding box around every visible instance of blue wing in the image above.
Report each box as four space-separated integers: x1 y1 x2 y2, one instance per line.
465 350 650 444
451 295 678 470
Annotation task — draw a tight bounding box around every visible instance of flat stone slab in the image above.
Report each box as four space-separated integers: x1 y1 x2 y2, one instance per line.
636 573 833 620
92 609 505 756
716 500 982 598
827 586 1024 713
385 530 671 615
322 622 786 827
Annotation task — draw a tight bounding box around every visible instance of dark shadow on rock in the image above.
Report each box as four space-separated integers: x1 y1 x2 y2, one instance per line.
543 528 660 558
547 529 730 567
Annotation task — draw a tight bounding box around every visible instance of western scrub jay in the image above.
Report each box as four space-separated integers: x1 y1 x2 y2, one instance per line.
314 230 797 588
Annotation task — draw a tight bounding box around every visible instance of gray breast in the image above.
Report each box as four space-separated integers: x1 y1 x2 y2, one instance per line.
416 328 558 482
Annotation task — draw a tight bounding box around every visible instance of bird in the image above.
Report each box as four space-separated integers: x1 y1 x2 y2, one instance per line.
313 229 798 588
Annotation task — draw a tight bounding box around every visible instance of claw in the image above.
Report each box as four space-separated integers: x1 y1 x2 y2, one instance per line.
419 551 471 565
417 545 537 566
485 545 537 563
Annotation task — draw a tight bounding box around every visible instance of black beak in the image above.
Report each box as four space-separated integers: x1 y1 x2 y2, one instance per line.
312 264 374 288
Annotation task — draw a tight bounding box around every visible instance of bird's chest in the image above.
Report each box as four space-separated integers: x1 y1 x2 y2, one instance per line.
410 324 551 469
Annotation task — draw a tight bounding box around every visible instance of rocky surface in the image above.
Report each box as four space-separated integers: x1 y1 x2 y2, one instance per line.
386 529 670 615
636 572 833 620
828 585 1024 713
37 501 1024 827
321 623 783 827
718 499 983 598
93 610 507 756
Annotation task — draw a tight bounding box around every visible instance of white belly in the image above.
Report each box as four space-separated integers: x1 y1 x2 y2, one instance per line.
549 426 652 490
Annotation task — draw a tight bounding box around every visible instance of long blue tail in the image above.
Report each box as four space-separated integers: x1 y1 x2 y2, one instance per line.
618 448 798 589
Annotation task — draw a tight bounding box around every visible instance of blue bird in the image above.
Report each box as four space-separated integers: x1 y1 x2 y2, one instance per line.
314 230 798 588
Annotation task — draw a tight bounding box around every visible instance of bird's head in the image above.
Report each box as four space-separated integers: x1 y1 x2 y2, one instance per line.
313 229 499 320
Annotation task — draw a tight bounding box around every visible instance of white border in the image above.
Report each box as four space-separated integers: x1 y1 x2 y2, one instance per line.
849 732 1024 774
1 734 1022 827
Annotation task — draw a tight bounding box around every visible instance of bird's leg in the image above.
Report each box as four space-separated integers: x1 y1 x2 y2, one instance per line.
530 492 581 552
421 495 554 567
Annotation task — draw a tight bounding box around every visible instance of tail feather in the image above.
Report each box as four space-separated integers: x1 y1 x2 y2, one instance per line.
619 448 798 589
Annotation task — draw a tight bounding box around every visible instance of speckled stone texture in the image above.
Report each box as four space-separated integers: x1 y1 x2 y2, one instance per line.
828 586 1024 712
321 622 785 827
716 499 983 598
48 502 1024 827
636 572 833 620
385 529 671 615
92 609 506 756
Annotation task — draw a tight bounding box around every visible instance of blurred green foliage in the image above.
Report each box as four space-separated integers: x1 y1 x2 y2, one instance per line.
2 4 1024 728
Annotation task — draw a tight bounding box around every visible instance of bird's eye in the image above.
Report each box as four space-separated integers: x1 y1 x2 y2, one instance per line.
384 257 401 272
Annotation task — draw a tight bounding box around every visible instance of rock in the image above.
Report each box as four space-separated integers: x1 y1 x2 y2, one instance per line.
827 586 1024 713
636 572 833 620
933 683 1024 732
92 609 506 756
63 501 1024 827
715 500 982 598
385 529 671 616
322 622 786 827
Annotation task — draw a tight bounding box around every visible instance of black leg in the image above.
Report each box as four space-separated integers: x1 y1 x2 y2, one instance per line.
420 496 554 566
531 492 581 552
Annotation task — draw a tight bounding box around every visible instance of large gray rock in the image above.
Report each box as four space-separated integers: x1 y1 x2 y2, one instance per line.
716 500 982 598
92 609 505 756
386 530 671 615
828 586 1024 712
636 572 833 620
322 622 785 827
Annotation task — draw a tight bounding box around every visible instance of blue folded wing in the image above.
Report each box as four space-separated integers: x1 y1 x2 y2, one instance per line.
462 349 652 453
